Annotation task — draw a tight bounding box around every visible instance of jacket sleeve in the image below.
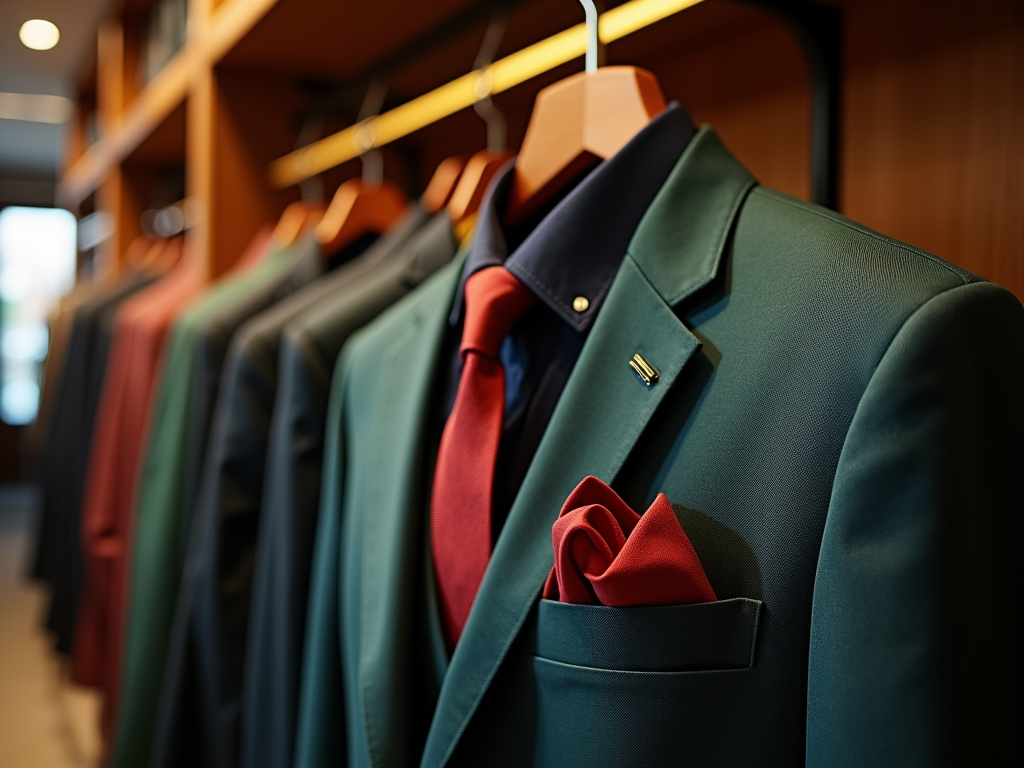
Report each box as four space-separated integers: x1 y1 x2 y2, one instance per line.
293 343 354 768
807 280 1024 766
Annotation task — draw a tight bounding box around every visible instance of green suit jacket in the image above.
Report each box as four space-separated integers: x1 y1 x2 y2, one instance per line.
297 127 1023 767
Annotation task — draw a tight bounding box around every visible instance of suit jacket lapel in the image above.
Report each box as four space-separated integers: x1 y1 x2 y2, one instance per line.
422 128 756 766
357 248 467 766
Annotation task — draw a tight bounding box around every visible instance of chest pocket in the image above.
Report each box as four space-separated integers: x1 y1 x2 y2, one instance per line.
530 597 762 767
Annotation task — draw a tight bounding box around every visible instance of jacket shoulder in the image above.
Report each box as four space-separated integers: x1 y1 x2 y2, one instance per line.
337 253 461 384
746 187 979 289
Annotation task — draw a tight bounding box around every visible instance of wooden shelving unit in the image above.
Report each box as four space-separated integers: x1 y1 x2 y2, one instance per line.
60 0 289 277
59 0 1024 300
60 0 814 281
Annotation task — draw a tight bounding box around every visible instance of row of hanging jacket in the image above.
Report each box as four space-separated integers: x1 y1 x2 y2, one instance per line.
32 171 468 765
30 13 1023 768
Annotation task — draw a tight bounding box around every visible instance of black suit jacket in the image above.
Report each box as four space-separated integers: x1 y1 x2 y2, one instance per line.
179 234 337 539
240 210 456 768
32 270 156 653
147 230 356 768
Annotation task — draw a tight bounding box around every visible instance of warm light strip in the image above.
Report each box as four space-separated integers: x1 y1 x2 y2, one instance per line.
269 0 706 188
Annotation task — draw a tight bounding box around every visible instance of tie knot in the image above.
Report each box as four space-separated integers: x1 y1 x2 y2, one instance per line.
460 267 536 357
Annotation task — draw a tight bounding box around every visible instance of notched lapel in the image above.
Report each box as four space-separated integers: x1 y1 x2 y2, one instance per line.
423 256 701 766
629 127 756 306
422 128 756 767
357 252 466 767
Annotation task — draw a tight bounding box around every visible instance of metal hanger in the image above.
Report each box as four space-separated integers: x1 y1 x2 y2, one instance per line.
316 77 408 254
272 117 327 247
447 6 515 225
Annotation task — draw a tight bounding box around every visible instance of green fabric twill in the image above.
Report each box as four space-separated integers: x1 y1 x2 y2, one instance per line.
296 128 1023 767
110 245 294 768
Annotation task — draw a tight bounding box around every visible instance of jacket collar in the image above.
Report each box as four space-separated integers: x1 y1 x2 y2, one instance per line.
421 126 756 766
452 104 695 333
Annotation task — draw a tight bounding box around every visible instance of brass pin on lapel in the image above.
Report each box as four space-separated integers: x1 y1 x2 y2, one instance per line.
629 353 659 386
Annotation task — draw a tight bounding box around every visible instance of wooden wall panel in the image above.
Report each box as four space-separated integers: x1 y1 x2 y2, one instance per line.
632 2 812 202
841 0 1024 299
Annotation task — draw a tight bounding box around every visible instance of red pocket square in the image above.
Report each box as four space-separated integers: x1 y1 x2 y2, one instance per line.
542 476 717 606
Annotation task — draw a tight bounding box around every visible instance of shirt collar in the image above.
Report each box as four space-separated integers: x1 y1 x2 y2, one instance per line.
450 102 695 331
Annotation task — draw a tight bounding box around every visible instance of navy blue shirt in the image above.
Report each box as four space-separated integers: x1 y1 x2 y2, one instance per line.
440 103 695 539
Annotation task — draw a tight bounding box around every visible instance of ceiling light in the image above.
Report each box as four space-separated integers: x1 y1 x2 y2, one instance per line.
19 19 60 51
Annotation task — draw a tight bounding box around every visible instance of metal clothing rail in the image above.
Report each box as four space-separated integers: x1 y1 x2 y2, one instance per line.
749 0 841 210
268 0 842 209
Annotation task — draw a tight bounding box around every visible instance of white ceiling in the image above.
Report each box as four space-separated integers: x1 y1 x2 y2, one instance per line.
0 0 109 181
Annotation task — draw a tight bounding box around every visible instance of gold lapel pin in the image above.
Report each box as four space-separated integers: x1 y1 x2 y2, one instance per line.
629 353 659 386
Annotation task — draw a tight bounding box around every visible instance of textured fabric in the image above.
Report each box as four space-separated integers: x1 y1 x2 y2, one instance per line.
805 280 1024 766
241 207 455 768
151 232 378 768
541 476 715 606
30 270 157 654
109 231 297 768
432 267 536 647
301 125 1022 768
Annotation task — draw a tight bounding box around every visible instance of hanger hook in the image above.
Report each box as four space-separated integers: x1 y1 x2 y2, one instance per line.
295 115 325 202
472 5 508 151
356 76 389 185
579 0 603 73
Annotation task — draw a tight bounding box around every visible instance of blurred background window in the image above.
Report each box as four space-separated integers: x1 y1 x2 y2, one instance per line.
0 206 76 425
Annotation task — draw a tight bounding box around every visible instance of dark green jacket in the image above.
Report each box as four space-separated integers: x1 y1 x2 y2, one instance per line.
298 128 1023 767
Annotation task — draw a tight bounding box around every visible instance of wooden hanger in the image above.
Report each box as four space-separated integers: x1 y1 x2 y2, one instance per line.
272 200 326 247
447 150 513 225
315 179 407 255
506 67 666 227
422 155 469 213
315 76 408 255
504 2 666 227
125 234 157 271
314 74 410 254
153 236 184 272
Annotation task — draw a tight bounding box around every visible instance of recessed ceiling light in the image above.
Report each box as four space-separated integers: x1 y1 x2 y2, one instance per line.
19 19 60 51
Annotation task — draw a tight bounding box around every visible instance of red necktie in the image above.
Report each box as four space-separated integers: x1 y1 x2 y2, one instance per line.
431 266 536 648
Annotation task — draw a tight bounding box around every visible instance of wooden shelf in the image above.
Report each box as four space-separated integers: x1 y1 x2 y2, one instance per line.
61 47 192 207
